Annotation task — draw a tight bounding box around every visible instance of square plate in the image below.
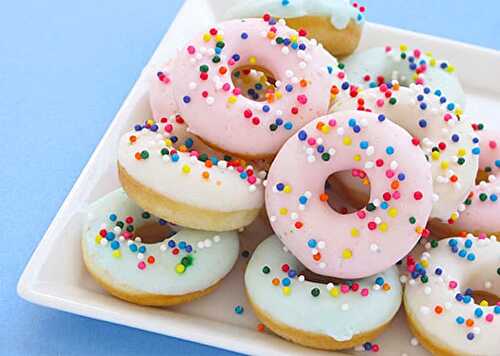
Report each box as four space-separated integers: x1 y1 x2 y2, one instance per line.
18 0 500 354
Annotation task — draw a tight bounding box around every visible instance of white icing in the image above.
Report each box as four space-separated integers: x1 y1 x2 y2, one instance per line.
223 0 364 30
83 189 239 295
245 235 402 340
404 236 500 355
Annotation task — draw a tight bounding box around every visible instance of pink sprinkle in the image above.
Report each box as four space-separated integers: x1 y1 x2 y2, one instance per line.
247 176 257 184
297 94 308 105
379 84 388 92
385 170 395 178
222 83 231 91
123 231 132 239
413 49 421 58
448 281 458 289
376 99 385 107
228 59 235 66
357 210 366 219
138 261 146 270
164 124 173 133
187 45 196 54
478 232 487 239
392 191 401 200
443 113 452 121
351 283 359 291
415 77 424 85
340 284 350 294
485 314 494 322
236 166 244 173
337 72 345 79
233 88 241 95
489 140 497 149
385 46 392 52
328 119 337 127
307 138 316 146
189 151 199 158
361 288 369 297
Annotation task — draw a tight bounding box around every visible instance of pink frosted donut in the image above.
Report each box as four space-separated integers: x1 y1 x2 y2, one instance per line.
266 110 433 278
452 124 500 234
168 17 343 158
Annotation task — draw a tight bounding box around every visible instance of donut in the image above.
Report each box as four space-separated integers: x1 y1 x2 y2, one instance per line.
82 189 240 306
223 0 365 57
167 17 344 159
245 235 402 350
431 124 500 237
265 110 433 278
342 45 466 110
333 83 480 223
403 235 500 355
118 114 265 231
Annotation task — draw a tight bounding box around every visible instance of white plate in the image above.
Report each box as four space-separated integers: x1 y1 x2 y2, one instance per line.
17 0 500 355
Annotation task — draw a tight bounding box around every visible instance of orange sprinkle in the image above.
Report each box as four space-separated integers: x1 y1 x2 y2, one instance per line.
129 135 137 143
466 319 474 327
267 31 276 39
458 231 467 237
205 160 213 168
391 180 400 190
320 193 329 202
434 305 443 314
257 323 265 332
331 86 340 95
299 79 308 87
450 175 458 183
202 171 210 179
147 256 155 264
178 145 188 153
272 278 280 286
316 122 325 131
134 152 141 160
218 66 227 75
383 283 391 291
313 252 321 261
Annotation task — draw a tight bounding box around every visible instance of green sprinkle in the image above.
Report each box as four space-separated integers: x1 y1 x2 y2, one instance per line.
311 288 320 297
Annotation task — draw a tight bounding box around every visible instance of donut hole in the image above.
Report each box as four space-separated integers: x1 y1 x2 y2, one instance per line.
133 222 177 244
468 290 500 306
475 169 492 184
300 267 345 284
325 170 371 214
231 65 278 102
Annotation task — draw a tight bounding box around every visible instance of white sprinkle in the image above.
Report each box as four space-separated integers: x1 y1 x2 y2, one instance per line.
336 127 345 136
424 286 432 295
290 212 298 220
298 275 305 282
370 243 379 252
307 155 316 163
484 281 492 289
137 253 144 260
317 241 325 249
213 235 221 243
410 337 419 346
366 146 375 156
419 306 430 315
270 216 277 222
319 262 326 269
197 241 204 249
400 275 408 284
327 283 334 290
249 185 257 193
341 303 349 311
100 239 107 246
204 238 212 248
206 96 215 105
188 82 197 90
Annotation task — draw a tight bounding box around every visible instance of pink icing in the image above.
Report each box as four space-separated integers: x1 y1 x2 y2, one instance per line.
453 126 500 233
170 18 342 158
266 111 433 278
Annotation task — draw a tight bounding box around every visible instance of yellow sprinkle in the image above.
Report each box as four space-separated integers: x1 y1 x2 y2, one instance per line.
343 136 352 146
399 44 408 52
290 34 298 42
146 119 154 126
447 65 455 73
440 161 449 170
215 34 223 42
202 33 211 42
329 287 340 297
351 228 360 237
282 286 291 296
353 154 361 162
480 300 489 307
182 164 191 174
450 212 459 221
227 95 237 104
420 259 429 268
95 235 102 244
283 185 292 193
275 91 283 99
175 264 185 274
164 138 173 147
362 178 370 186
430 58 437 67
455 108 463 116
321 125 330 134
342 249 352 260
248 56 257 65
424 51 433 57
412 73 419 81
415 226 423 234
379 222 388 232
457 148 466 157
431 151 441 160
112 250 121 258
388 208 398 218
279 207 288 215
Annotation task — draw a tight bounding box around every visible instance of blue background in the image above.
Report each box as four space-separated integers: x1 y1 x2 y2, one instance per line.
1 1 498 355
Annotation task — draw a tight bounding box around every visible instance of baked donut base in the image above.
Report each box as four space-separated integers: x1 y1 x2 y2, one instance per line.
118 163 260 232
285 16 362 58
403 294 460 356
247 293 392 351
82 238 223 306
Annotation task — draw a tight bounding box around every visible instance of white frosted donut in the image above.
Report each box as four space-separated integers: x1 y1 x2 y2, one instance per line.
403 235 500 355
82 189 239 306
245 235 402 350
333 83 480 222
266 110 433 278
167 17 343 158
118 114 265 231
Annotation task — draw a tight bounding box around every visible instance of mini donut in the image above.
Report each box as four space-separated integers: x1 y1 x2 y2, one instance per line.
118 114 265 231
223 0 365 57
266 110 433 278
167 17 344 159
245 235 402 350
82 189 240 306
403 235 500 355
333 83 480 223
431 124 500 237
342 45 466 110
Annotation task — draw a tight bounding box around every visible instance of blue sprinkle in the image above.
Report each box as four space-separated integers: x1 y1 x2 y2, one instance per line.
288 269 297 278
348 118 356 127
467 332 475 340
418 119 427 128
452 245 459 253
232 54 240 61
234 305 244 314
378 114 386 122
276 183 285 191
455 293 463 302
111 241 120 250
275 118 283 126
263 105 270 112
134 124 142 131
464 239 473 248
375 277 384 286
284 122 293 130
473 137 479 144
183 96 191 104
308 239 317 248
380 201 388 209
472 147 481 155
420 102 427 110
341 82 349 90
490 194 498 202
186 245 193 253
283 38 291 46
456 316 465 324
168 240 176 248
467 253 476 261
398 173 406 181
129 244 138 252
463 295 472 304
447 103 455 111
449 239 458 247
298 130 307 141
440 96 447 104
495 306 500 314
106 232 115 241
451 134 460 142
241 32 248 39
434 89 442 96
475 308 483 318
139 246 146 254
360 141 369 149
435 268 442 275
386 146 395 155
353 125 361 133
282 278 291 286
185 138 194 148
417 94 424 101
440 62 448 69
171 153 179 162
299 196 308 205
179 241 187 250
109 214 117 222
423 87 431 94
255 83 263 90
285 84 294 92
299 43 306 50
317 145 325 153
458 249 467 258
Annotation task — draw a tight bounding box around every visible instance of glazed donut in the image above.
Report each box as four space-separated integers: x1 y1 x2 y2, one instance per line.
431 124 500 237
342 45 466 110
403 235 500 355
333 83 480 222
245 235 402 350
82 189 240 306
118 114 265 231
266 110 433 278
167 17 344 158
223 0 365 57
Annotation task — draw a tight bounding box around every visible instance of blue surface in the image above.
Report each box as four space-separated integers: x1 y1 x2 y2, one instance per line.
1 1 498 355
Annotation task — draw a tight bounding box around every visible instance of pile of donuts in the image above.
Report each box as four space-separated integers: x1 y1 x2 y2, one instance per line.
82 1 499 355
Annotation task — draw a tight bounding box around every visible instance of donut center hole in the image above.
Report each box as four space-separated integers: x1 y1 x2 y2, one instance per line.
475 169 492 184
300 268 345 284
231 65 277 102
134 223 177 244
324 170 371 214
